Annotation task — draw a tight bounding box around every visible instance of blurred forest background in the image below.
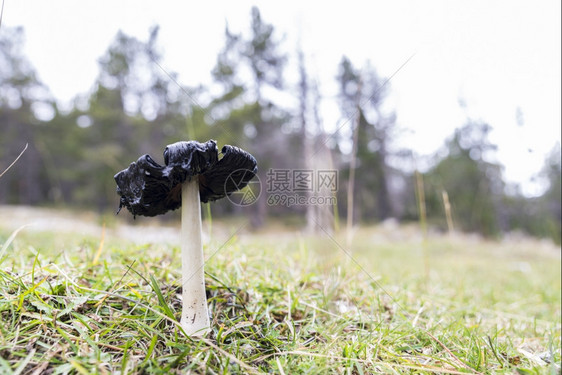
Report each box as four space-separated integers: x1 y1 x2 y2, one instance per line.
0 7 560 244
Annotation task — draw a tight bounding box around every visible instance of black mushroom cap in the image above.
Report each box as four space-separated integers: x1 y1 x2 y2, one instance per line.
114 140 258 217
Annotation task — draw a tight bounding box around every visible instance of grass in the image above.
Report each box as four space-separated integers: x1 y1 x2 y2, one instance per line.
0 211 560 374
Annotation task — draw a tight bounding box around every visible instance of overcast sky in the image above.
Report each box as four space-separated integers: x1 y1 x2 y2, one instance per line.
3 1 561 195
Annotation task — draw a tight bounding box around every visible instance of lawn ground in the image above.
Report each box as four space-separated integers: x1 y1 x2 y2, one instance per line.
0 206 560 374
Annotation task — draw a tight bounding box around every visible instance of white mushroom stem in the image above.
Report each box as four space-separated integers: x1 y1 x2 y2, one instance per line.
180 176 210 336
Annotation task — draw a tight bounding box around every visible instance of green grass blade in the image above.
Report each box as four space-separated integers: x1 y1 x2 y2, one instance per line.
0 225 30 263
150 274 175 320
12 349 34 375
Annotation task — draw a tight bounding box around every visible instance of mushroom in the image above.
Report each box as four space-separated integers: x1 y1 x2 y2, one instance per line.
114 140 257 336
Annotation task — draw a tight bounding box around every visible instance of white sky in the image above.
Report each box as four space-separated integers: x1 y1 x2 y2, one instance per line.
3 0 561 196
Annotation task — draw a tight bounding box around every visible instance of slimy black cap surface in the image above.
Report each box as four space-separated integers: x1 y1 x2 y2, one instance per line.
114 140 257 217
